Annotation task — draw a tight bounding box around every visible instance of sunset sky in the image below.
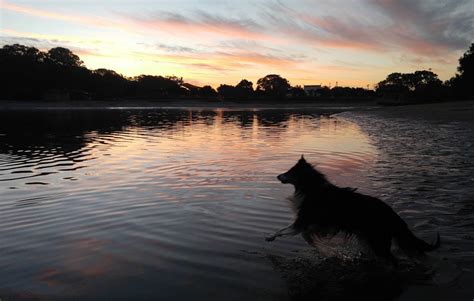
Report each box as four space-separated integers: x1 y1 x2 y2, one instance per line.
1 0 473 88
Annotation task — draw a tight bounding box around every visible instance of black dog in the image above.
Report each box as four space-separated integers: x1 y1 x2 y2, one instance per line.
266 156 440 264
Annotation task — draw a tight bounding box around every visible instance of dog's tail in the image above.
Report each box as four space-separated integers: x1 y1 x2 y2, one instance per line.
394 225 440 257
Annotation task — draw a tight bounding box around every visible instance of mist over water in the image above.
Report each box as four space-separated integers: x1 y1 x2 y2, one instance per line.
0 108 472 300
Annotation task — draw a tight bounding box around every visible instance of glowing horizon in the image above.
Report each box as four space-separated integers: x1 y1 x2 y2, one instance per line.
1 0 472 88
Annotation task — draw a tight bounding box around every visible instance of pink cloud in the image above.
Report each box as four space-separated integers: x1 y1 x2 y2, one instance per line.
124 11 276 42
265 1 471 56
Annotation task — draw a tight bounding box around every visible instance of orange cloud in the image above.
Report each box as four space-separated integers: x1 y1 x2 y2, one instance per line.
134 49 301 73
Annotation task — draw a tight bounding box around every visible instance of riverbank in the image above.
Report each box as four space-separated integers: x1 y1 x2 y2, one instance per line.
366 100 474 123
1 99 472 116
0 99 376 111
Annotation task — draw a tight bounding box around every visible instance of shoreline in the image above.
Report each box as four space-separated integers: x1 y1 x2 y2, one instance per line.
0 99 377 111
365 99 474 123
1 99 471 113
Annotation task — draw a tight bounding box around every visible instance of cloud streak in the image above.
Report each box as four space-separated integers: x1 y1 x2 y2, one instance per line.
368 0 473 54
2 1 126 31
260 1 473 56
124 10 273 41
5 0 472 56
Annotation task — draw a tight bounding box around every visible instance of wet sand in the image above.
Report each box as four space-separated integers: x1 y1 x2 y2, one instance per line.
368 100 474 123
369 100 474 301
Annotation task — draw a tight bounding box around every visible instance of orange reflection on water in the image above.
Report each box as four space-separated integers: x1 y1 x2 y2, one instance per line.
79 111 377 189
36 238 113 290
1 109 382 299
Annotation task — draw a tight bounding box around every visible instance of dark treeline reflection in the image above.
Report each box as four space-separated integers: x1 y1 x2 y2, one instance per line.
0 109 323 158
0 110 130 157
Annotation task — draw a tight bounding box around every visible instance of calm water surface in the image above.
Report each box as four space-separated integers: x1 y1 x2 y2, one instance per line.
0 108 472 300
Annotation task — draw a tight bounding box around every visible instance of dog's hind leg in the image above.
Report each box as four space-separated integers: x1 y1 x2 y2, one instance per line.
265 223 301 242
367 236 398 266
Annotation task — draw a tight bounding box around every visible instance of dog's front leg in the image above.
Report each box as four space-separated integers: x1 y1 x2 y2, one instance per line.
265 224 301 242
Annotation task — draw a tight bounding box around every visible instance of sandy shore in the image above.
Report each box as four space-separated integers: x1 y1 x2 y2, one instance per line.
366 100 474 123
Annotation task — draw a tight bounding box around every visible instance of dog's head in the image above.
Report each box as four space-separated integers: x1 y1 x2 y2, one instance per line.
277 155 314 185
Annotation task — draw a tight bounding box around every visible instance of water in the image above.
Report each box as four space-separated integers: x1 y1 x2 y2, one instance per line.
0 108 472 300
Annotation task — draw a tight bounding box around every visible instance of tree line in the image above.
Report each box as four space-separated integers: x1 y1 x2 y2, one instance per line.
0 43 472 102
375 43 473 102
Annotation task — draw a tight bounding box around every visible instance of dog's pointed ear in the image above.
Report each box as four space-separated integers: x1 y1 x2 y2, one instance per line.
300 155 306 162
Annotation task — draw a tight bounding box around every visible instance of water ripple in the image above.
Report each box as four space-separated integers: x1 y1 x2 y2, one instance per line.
0 108 472 300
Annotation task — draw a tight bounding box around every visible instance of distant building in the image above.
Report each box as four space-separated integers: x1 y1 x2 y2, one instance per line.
304 85 322 96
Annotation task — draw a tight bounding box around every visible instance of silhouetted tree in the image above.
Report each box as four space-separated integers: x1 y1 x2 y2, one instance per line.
376 73 410 96
410 71 444 101
217 84 237 99
235 79 254 99
199 85 217 98
376 70 443 101
0 44 49 99
1 44 45 62
133 75 183 98
236 79 253 91
256 74 291 98
410 71 442 90
450 43 474 98
458 44 474 81
92 69 129 99
47 47 84 67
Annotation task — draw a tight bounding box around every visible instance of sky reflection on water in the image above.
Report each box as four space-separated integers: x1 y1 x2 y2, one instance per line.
0 109 376 300
2 108 472 300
